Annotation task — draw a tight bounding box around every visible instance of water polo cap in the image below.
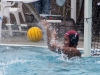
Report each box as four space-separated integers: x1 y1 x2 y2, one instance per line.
65 30 79 47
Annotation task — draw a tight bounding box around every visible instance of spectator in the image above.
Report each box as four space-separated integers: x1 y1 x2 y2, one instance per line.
33 0 51 14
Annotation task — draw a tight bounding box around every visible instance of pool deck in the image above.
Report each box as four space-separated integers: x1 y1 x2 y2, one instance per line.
0 30 84 48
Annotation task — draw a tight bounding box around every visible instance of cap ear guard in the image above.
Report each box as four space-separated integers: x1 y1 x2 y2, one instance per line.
69 34 79 47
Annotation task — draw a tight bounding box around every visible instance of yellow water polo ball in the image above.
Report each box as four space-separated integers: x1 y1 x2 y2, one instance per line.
27 27 43 42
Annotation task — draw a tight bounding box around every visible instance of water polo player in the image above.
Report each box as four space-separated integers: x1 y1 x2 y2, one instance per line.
40 20 81 59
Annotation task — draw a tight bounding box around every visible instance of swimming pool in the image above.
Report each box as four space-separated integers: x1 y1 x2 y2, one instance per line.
0 45 100 75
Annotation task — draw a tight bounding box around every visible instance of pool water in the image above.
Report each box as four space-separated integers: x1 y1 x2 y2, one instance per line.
0 45 100 75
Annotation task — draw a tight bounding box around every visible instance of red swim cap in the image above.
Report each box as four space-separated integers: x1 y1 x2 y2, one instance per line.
65 30 79 47
65 30 79 37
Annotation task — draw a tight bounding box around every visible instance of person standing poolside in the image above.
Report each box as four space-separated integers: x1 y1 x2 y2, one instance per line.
40 20 81 59
33 0 51 14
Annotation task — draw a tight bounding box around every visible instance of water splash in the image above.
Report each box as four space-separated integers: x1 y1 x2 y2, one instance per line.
6 47 10 50
37 21 69 61
0 67 6 75
0 58 28 66
37 23 47 43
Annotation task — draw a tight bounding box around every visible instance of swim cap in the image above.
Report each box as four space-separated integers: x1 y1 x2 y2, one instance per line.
65 30 79 47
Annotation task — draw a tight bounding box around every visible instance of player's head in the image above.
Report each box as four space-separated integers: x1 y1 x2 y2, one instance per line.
64 30 79 47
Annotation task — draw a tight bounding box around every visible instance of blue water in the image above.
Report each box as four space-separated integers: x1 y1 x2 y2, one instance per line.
0 45 100 75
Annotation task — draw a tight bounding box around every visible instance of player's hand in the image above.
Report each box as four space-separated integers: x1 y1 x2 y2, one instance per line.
39 20 50 29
